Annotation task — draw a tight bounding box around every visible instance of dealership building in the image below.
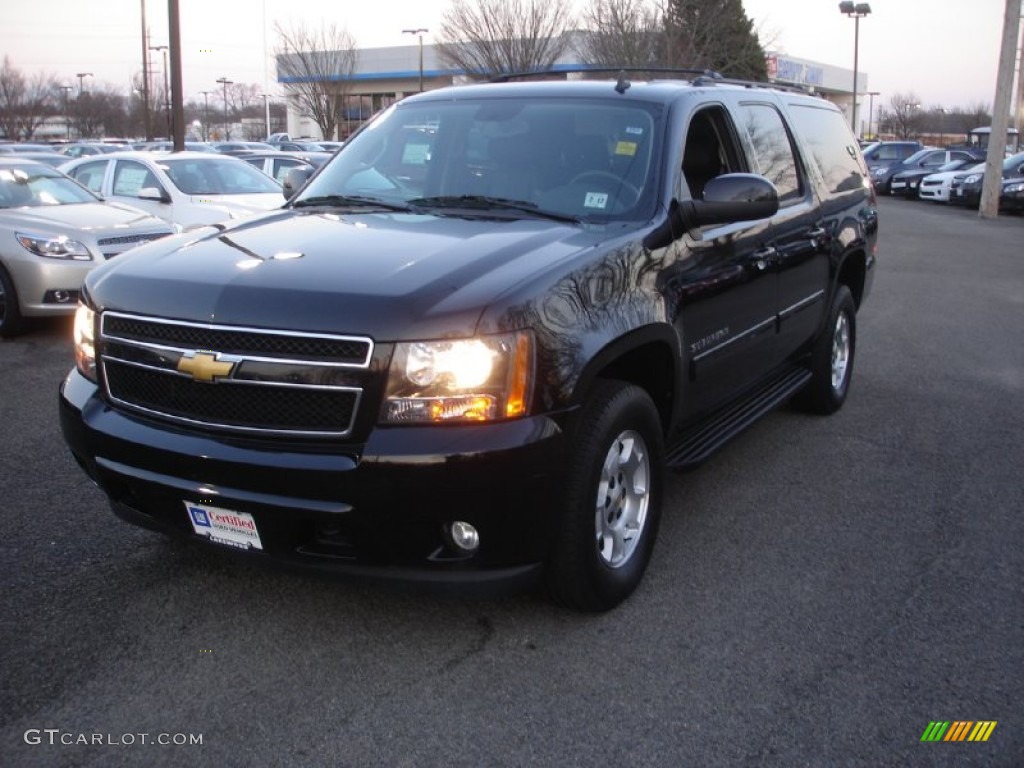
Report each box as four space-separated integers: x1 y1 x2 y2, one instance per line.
278 41 870 140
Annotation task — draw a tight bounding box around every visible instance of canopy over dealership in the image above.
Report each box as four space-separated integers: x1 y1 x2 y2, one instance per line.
278 42 869 140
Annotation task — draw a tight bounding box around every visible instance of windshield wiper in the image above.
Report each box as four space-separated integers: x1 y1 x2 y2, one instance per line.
291 195 414 212
409 195 579 223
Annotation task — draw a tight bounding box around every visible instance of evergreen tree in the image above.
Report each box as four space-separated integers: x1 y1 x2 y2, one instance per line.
665 0 767 80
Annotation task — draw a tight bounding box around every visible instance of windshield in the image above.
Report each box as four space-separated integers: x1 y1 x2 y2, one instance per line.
1002 152 1024 171
0 164 100 208
160 157 283 195
295 96 663 222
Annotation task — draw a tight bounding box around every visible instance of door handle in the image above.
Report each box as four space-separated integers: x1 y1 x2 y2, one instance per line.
808 227 828 249
750 246 777 270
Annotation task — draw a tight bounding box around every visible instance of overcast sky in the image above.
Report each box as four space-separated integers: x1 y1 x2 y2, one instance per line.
3 0 1018 112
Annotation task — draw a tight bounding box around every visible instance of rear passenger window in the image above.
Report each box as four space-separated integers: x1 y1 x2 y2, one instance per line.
737 103 802 203
786 104 867 195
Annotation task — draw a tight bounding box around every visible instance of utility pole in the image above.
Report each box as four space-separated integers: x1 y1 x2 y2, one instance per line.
980 0 1022 218
140 0 152 140
169 0 184 150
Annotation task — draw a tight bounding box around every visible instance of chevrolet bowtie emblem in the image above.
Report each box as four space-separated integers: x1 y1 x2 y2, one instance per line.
177 351 235 382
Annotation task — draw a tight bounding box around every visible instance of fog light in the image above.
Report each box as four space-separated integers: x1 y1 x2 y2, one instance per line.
449 521 480 552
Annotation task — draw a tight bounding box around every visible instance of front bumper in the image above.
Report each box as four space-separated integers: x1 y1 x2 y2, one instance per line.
60 369 568 594
3 254 93 317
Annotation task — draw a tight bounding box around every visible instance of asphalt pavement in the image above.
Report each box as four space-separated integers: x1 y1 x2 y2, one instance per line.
0 197 1021 767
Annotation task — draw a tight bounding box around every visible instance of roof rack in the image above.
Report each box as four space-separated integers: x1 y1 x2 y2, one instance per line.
488 66 723 84
486 66 815 96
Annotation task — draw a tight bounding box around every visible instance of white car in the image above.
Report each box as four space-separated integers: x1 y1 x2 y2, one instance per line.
918 162 984 203
0 158 173 336
58 151 286 229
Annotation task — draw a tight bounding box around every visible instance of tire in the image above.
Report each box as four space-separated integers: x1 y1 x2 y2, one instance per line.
796 284 856 415
545 380 664 612
0 266 25 338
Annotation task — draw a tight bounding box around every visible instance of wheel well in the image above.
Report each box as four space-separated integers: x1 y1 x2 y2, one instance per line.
591 342 675 430
838 250 866 308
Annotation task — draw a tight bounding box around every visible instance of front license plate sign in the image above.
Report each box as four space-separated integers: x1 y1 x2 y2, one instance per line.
185 501 263 550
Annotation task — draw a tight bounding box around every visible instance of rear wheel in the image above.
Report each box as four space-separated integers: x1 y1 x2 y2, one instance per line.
796 284 856 414
546 380 664 612
0 266 25 338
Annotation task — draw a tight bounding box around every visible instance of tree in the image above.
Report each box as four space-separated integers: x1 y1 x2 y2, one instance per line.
882 92 923 139
275 22 357 140
0 57 57 140
664 0 767 80
435 0 575 78
71 85 129 139
577 0 671 70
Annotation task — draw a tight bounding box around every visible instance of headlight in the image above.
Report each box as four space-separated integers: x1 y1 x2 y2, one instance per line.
16 231 92 261
964 174 981 184
1003 182 1024 193
73 303 97 381
871 167 889 177
383 331 534 423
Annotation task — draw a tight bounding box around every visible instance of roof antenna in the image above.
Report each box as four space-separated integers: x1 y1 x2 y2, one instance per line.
615 70 631 94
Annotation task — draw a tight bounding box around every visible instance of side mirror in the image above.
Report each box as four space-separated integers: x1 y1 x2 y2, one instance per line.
282 167 313 200
138 186 170 204
680 173 779 229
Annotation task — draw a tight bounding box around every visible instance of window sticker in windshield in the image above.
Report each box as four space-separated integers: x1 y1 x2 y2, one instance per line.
402 143 431 165
584 192 609 209
615 141 638 157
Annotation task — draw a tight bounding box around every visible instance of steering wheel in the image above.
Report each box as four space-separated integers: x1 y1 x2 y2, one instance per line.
567 171 641 207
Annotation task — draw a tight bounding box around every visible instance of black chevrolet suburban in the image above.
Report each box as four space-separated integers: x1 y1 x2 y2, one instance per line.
60 73 878 611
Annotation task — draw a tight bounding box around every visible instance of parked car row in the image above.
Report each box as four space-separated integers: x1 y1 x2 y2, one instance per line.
862 140 1023 212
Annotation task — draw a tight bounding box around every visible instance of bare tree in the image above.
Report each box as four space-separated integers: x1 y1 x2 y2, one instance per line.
275 22 357 140
577 0 671 70
883 92 924 139
949 101 992 137
435 0 576 78
0 57 58 140
72 85 128 139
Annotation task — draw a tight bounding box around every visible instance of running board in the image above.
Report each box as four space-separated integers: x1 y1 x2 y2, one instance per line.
665 366 812 470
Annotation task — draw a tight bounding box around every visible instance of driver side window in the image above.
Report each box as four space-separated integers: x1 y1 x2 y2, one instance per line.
682 107 745 200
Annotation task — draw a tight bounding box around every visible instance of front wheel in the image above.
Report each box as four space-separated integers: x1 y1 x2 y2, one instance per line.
796 284 856 414
545 380 664 612
0 266 25 338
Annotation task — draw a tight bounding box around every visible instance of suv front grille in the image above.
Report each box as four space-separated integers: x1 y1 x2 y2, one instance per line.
99 312 372 437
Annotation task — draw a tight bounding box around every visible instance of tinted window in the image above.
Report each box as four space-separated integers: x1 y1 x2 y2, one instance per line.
737 103 802 202
786 103 867 195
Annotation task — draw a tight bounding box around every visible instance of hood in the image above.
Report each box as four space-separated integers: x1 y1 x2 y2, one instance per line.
86 209 608 340
3 201 170 234
188 193 284 215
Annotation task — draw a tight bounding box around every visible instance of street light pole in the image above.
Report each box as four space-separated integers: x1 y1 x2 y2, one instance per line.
199 90 213 141
866 90 880 140
216 77 233 140
75 72 93 97
150 45 170 138
59 85 73 140
838 2 872 136
402 28 428 93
